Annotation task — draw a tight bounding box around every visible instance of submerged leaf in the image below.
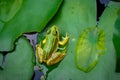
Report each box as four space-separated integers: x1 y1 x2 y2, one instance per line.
0 37 35 80
76 27 105 72
0 0 63 52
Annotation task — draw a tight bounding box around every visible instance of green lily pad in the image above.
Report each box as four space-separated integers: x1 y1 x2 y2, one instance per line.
0 21 4 31
113 14 120 72
0 0 22 22
0 0 63 52
76 27 106 72
36 0 120 80
114 73 120 80
0 37 35 80
98 1 120 79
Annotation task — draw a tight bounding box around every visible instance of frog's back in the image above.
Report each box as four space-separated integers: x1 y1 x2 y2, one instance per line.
43 35 58 59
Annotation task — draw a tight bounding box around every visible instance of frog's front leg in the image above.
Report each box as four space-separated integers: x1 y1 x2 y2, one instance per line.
59 33 69 46
36 43 44 63
46 51 66 66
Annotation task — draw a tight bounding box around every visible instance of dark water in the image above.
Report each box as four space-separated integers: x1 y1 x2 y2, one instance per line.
97 0 109 21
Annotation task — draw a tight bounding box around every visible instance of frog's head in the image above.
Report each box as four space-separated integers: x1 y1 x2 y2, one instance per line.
46 25 59 37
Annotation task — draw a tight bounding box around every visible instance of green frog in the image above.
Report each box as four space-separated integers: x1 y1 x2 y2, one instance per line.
36 25 69 66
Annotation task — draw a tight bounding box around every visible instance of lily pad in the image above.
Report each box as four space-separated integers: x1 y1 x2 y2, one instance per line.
98 1 120 79
37 0 120 80
76 27 105 72
0 0 22 22
0 0 63 52
114 73 120 80
0 37 35 80
113 14 120 72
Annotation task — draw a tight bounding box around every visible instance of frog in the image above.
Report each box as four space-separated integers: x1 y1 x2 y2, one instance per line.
36 25 69 66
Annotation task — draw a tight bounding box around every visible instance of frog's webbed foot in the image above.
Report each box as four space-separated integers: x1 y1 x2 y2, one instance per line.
58 33 69 46
36 43 44 63
46 52 66 66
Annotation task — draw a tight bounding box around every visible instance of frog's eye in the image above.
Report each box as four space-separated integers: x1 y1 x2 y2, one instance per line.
47 30 51 34
53 30 58 36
